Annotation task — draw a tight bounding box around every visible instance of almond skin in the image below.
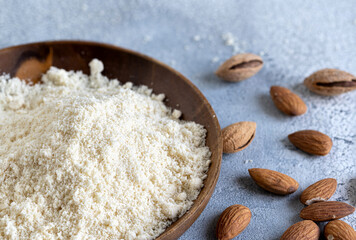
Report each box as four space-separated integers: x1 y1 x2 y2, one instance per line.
248 168 299 195
324 220 356 240
215 53 263 82
280 220 320 240
15 47 53 84
222 121 256 153
300 201 355 221
270 86 307 116
288 130 332 156
216 205 252 240
304 68 356 96
300 178 337 205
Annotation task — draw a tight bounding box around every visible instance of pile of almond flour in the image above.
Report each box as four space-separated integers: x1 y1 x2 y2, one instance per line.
0 59 211 240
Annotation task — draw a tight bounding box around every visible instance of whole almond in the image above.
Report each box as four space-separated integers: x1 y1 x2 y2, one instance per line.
270 86 307 116
304 68 356 96
324 220 356 240
222 121 256 153
300 201 355 221
216 204 252 240
300 178 337 205
248 168 299 195
280 220 320 240
215 53 263 82
288 130 332 156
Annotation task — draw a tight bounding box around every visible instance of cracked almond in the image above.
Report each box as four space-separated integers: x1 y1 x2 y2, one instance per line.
222 121 256 153
304 68 356 96
215 53 263 82
300 178 337 205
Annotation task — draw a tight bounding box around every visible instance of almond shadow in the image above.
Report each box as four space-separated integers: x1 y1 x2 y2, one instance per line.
206 212 221 240
235 175 289 198
257 93 288 120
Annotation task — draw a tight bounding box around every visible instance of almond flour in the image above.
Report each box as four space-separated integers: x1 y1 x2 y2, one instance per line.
0 59 211 240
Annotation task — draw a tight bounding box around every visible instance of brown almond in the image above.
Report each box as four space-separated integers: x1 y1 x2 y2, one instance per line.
215 53 263 82
222 121 256 153
304 68 356 96
288 130 332 156
300 201 355 221
15 47 53 84
280 220 320 240
324 220 356 240
270 86 307 116
216 204 252 240
248 168 299 195
300 178 337 205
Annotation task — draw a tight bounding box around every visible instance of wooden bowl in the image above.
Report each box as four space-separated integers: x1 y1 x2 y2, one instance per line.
0 41 222 240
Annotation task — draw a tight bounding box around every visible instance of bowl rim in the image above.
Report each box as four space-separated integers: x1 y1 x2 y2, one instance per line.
0 40 223 239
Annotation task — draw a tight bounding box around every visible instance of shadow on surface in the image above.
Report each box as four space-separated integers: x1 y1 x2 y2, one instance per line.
281 136 295 150
201 72 244 90
235 175 256 192
206 213 220 240
347 178 356 206
281 136 324 160
235 175 289 198
317 222 328 240
291 82 307 95
286 191 303 224
257 93 287 120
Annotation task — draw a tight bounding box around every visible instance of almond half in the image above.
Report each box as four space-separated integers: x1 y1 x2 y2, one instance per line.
280 220 320 240
222 121 256 153
270 86 307 116
248 168 299 195
300 201 355 221
300 178 337 205
288 130 332 156
324 220 356 240
216 204 252 240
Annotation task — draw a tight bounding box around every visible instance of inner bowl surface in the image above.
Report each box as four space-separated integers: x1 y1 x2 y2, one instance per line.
0 41 222 240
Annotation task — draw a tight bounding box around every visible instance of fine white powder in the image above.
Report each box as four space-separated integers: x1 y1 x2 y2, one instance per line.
0 59 211 240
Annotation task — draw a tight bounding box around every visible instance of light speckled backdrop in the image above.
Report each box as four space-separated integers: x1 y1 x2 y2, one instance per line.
1 1 355 239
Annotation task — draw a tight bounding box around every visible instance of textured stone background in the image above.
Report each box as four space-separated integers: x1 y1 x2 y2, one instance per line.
1 0 355 239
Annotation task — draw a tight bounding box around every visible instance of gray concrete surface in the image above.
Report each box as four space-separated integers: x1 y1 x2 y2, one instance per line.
0 0 355 239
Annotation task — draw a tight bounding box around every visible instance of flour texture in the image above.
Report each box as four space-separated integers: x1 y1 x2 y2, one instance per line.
0 59 211 240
